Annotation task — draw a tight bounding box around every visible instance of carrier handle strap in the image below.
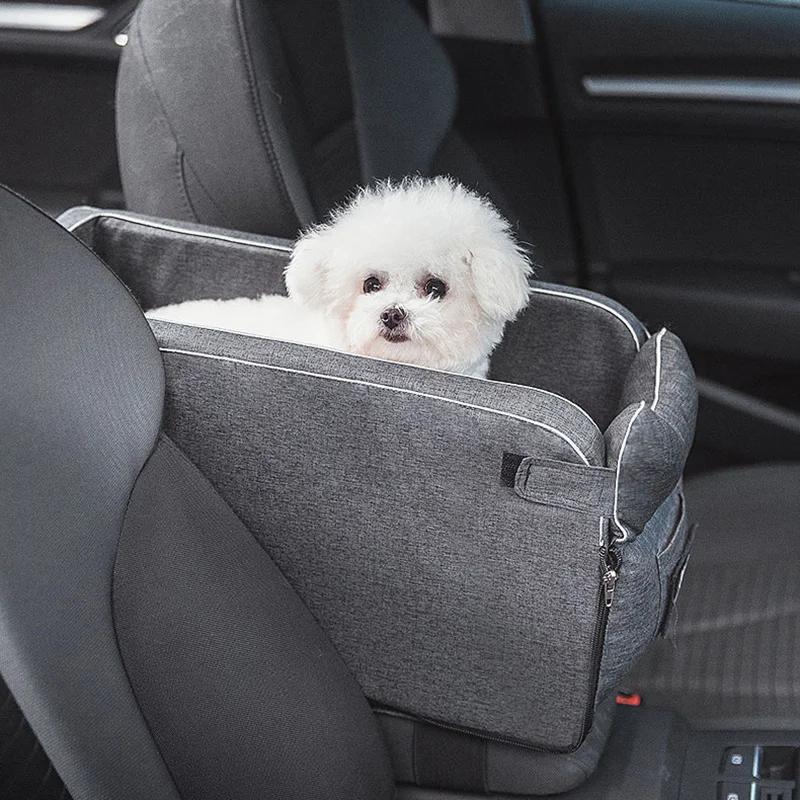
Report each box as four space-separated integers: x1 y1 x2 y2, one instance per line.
502 453 616 516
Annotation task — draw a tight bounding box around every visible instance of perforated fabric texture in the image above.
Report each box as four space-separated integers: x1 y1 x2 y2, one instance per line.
113 436 394 800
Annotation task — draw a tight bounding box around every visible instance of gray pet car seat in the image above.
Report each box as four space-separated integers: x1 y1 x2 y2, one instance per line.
114 0 800 734
9 199 695 797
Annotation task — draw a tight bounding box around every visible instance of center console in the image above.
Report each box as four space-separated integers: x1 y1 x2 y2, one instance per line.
683 734 799 800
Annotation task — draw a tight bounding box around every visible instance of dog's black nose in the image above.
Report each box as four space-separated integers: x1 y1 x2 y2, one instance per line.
380 307 407 330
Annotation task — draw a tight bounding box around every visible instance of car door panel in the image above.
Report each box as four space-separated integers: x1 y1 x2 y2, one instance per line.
0 1 135 215
535 0 800 463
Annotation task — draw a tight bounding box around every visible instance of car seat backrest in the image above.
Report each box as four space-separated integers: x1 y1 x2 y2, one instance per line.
115 0 548 278
0 186 393 800
0 187 174 798
117 0 458 239
113 435 395 800
118 0 321 237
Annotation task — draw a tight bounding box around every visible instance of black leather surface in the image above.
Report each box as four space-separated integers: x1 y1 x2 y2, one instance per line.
0 674 71 800
113 436 395 800
0 185 178 800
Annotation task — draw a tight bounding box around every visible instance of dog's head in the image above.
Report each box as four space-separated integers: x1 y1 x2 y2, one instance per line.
285 177 532 374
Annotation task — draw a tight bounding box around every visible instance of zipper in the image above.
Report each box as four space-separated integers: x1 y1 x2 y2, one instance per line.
376 538 624 756
600 542 621 609
579 535 622 741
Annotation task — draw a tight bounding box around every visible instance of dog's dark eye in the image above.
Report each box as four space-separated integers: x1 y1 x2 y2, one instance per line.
363 276 382 293
424 278 447 299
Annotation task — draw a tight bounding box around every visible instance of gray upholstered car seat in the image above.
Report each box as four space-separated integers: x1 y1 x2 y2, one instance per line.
115 0 547 273
625 462 800 729
0 184 394 800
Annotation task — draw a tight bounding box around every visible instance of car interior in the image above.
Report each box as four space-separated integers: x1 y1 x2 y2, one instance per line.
1 1 800 799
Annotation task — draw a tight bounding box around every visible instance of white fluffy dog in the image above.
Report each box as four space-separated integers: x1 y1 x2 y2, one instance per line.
147 177 532 378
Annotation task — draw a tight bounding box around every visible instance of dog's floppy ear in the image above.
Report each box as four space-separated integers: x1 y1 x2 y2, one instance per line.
469 246 532 322
284 229 330 310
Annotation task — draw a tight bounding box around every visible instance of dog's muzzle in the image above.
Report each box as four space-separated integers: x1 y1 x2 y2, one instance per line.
381 306 406 330
380 306 409 342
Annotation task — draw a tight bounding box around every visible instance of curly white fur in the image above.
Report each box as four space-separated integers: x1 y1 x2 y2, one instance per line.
147 177 532 378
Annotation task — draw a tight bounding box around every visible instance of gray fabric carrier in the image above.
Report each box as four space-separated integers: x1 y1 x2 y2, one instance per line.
64 208 697 780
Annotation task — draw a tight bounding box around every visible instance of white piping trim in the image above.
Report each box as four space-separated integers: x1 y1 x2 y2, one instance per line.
159 347 593 466
529 286 645 351
63 215 643 352
65 211 293 253
64 215 641 353
612 401 646 542
651 329 666 411
63 215 628 434
148 318 601 433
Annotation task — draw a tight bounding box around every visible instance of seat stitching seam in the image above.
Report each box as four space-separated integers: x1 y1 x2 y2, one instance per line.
175 149 198 221
651 328 666 411
232 0 299 223
179 149 239 227
132 13 197 222
65 211 292 253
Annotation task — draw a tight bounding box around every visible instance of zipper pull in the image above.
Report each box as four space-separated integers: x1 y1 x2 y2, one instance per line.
599 544 621 609
602 567 618 608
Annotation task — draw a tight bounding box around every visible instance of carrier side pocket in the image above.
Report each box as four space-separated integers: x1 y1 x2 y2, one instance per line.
656 492 695 638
